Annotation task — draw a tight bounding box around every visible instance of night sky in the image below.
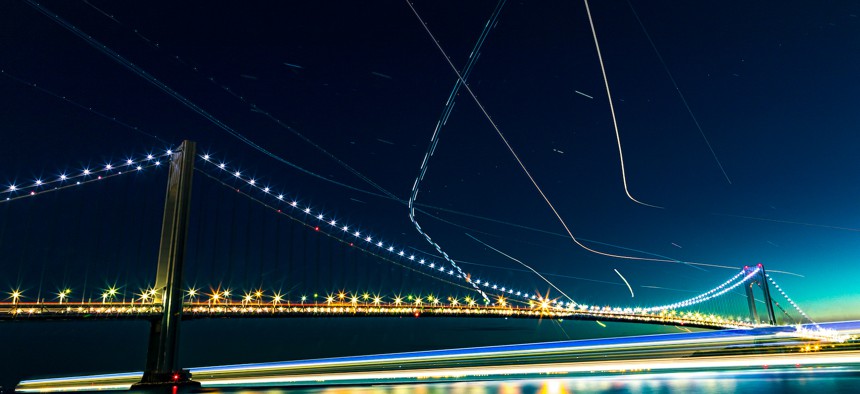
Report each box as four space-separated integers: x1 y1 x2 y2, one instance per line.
1 0 859 387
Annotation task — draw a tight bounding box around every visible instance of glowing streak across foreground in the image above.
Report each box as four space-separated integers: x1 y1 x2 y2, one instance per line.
16 322 860 392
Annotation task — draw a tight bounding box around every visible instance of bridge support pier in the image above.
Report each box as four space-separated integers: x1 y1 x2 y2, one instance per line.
744 264 777 326
133 141 200 389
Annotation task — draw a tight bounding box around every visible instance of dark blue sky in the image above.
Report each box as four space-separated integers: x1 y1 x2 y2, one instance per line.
1 0 859 385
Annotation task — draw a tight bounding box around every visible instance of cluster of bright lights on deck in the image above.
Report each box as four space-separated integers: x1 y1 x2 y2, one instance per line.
2 149 174 201
1 288 759 329
2 149 817 326
199 153 545 303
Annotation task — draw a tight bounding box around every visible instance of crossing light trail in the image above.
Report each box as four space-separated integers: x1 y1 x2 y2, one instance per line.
626 0 732 185
404 0 736 269
583 0 662 209
79 0 405 204
466 233 576 305
0 70 170 145
405 0 507 302
23 0 394 203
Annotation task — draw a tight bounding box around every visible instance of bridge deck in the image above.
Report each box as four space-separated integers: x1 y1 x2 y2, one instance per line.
1 302 756 330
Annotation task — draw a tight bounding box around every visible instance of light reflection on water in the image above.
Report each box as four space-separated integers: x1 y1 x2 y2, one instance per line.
206 368 860 394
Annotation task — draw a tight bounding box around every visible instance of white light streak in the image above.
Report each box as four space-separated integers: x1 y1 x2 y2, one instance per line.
584 0 662 209
614 268 634 298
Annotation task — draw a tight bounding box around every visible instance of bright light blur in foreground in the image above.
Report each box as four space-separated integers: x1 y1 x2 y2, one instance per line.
16 321 860 392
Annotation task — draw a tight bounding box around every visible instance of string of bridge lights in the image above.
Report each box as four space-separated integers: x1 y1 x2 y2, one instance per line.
766 273 821 329
0 148 551 305
198 153 546 305
2 150 173 203
640 268 753 313
2 149 798 317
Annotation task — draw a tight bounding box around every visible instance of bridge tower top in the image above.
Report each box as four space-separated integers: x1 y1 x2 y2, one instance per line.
743 264 777 326
136 140 199 388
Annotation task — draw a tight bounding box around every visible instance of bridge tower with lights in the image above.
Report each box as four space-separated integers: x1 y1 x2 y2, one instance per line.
133 140 200 388
744 263 777 326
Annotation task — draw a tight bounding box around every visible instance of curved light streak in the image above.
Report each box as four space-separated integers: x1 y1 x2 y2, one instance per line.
465 233 576 305
404 0 695 267
614 269 634 298
406 1 507 302
583 0 662 209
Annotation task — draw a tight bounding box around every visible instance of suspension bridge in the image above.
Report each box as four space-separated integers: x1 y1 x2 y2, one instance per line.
0 141 835 388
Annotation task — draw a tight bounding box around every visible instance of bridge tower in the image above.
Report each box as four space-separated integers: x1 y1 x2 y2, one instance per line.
744 263 777 325
134 140 200 388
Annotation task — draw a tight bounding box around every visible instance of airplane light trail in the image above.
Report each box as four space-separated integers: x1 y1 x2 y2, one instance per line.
614 269 635 298
574 90 594 99
466 233 577 305
583 0 663 209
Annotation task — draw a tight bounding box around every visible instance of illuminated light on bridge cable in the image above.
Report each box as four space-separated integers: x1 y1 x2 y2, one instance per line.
249 179 256 185
194 153 554 304
234 171 241 177
354 231 361 237
342 225 349 232
34 180 42 186
154 161 161 166
365 236 372 242
83 169 91 175
263 187 269 193
105 164 112 170
59 174 67 180
398 251 405 256
429 263 435 268
8 185 16 191
277 195 284 200
136 166 142 170
202 154 210 161
408 255 415 260
146 154 154 160
126 159 133 165
377 241 383 247
290 201 297 206
419 259 425 264
329 220 337 226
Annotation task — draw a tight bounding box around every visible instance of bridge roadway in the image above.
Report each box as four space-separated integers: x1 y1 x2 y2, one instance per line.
15 321 860 392
1 301 756 330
